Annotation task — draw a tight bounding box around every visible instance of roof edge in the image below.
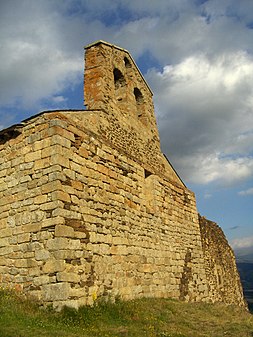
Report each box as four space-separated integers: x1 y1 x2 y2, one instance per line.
85 40 127 52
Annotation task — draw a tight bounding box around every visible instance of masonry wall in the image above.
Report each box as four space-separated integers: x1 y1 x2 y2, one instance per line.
0 115 69 299
0 112 210 309
84 41 182 183
0 40 246 310
199 216 246 307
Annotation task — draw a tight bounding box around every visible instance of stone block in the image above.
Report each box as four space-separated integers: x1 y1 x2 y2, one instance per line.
41 145 62 158
41 181 62 194
35 249 51 261
22 223 42 233
56 271 80 283
51 190 71 203
34 195 48 204
17 233 30 243
33 138 51 151
34 275 50 286
40 201 64 211
25 150 41 163
51 134 71 148
14 259 29 268
55 225 75 238
42 282 71 301
41 216 65 229
46 238 69 251
42 259 65 273
0 227 12 238
0 238 9 247
50 154 69 168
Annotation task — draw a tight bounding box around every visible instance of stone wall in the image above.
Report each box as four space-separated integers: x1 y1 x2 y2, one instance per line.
84 41 181 182
0 40 246 310
199 216 246 307
0 111 210 309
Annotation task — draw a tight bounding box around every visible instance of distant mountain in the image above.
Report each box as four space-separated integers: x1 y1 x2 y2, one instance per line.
233 247 253 310
234 246 253 263
237 262 253 310
236 253 253 263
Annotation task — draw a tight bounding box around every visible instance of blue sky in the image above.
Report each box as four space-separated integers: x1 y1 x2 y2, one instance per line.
1 0 253 256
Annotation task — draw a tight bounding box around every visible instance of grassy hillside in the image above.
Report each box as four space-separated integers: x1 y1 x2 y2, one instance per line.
0 289 253 337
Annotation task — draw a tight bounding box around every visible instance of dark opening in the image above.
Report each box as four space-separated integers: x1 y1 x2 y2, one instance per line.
124 57 131 68
144 169 152 179
134 87 144 117
113 68 126 90
134 87 144 104
0 128 22 145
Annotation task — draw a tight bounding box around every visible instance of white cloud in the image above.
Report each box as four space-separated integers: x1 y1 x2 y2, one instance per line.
111 0 253 67
202 0 253 25
122 0 195 15
147 52 253 185
231 236 253 250
0 1 83 109
51 96 67 103
0 0 116 114
174 153 253 185
239 187 253 196
204 192 212 199
1 0 253 188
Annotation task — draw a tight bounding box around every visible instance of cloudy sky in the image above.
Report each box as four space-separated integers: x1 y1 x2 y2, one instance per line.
1 0 253 255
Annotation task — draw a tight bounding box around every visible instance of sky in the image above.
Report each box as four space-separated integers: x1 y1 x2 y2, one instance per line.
0 0 253 257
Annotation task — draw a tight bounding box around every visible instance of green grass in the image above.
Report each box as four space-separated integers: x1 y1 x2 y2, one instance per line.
0 289 253 337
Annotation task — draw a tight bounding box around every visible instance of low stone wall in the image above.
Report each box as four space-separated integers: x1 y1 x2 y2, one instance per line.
199 215 246 307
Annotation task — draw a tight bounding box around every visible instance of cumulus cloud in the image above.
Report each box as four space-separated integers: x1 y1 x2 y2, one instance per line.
1 0 253 189
110 0 253 66
202 0 253 25
0 0 116 115
147 52 253 185
231 236 253 250
0 1 82 109
51 96 67 103
238 187 253 196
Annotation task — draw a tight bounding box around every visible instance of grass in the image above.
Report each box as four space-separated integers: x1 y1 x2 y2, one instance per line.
0 289 253 337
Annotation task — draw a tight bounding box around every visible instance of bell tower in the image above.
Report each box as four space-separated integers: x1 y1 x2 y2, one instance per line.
84 40 160 141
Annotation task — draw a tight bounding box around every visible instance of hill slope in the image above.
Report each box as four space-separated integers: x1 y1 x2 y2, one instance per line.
0 289 252 337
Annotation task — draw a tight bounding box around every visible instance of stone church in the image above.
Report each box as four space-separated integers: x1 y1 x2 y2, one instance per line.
0 40 246 309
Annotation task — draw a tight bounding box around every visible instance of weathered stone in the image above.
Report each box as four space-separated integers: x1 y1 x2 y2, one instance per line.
42 259 65 273
42 282 71 301
56 272 80 283
34 275 50 286
199 216 246 307
34 195 48 204
46 238 69 251
0 41 246 310
0 238 9 248
25 150 41 163
35 249 50 261
55 225 75 237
